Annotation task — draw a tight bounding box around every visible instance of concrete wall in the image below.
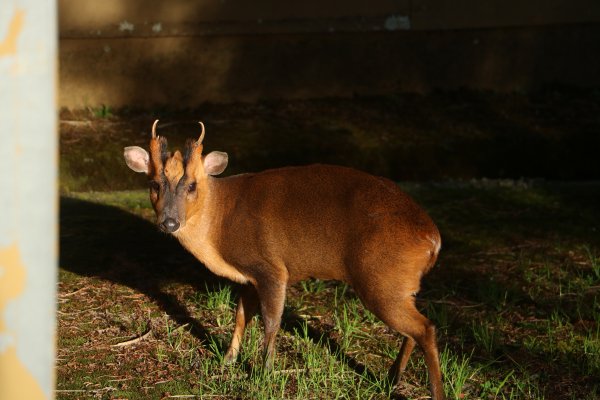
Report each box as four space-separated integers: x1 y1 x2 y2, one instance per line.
59 0 600 108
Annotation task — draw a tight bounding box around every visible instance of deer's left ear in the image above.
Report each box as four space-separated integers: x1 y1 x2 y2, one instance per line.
203 151 228 176
124 146 150 174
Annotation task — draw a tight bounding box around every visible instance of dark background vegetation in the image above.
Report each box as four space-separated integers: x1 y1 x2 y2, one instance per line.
60 87 600 193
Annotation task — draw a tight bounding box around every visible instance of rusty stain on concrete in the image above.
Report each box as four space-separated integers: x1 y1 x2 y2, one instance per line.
0 9 25 57
0 244 46 400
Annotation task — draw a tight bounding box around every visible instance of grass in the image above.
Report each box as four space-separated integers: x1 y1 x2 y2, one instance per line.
57 180 600 399
91 104 113 119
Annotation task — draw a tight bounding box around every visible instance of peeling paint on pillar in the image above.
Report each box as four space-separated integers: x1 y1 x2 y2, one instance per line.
0 1 57 400
0 245 47 399
0 9 24 56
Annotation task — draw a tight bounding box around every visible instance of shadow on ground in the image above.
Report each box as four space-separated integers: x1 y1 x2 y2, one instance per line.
59 196 392 388
60 196 219 346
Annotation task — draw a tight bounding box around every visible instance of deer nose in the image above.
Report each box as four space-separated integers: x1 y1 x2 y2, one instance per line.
160 218 180 233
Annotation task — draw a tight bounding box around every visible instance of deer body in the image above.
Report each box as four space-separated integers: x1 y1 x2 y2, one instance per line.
124 122 445 400
176 165 438 287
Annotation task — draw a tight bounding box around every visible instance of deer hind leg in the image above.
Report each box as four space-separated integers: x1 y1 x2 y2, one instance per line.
358 285 445 400
224 285 259 364
388 335 416 386
383 299 445 400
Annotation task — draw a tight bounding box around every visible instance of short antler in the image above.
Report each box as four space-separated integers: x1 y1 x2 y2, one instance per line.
151 119 159 139
197 121 205 144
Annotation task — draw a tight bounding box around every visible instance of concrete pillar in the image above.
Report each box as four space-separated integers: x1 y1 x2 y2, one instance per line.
0 1 57 399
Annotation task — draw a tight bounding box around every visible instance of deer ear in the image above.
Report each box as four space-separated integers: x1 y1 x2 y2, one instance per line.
124 146 150 174
203 151 228 176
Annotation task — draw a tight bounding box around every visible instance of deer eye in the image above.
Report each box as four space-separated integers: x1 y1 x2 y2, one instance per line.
188 182 197 192
149 181 160 192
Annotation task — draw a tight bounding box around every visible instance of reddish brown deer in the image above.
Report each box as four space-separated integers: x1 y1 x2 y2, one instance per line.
123 120 445 399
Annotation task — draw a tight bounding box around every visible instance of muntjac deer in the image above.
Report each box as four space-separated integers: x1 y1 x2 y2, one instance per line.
123 121 445 399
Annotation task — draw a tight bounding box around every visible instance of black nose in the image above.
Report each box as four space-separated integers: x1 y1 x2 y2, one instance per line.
160 218 180 233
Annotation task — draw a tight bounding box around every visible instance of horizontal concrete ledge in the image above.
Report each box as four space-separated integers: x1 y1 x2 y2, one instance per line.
60 18 600 40
59 0 600 38
59 15 415 39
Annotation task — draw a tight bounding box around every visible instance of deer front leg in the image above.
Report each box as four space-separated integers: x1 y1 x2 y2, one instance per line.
224 285 259 364
256 274 288 370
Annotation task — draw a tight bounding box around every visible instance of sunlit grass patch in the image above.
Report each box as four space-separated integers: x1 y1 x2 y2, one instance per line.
58 181 600 399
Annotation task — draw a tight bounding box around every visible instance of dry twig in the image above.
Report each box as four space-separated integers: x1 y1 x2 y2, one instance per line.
59 286 90 298
111 328 152 347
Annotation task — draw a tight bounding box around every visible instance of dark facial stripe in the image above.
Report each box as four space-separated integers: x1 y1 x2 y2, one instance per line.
149 136 168 176
159 137 169 165
183 139 196 166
